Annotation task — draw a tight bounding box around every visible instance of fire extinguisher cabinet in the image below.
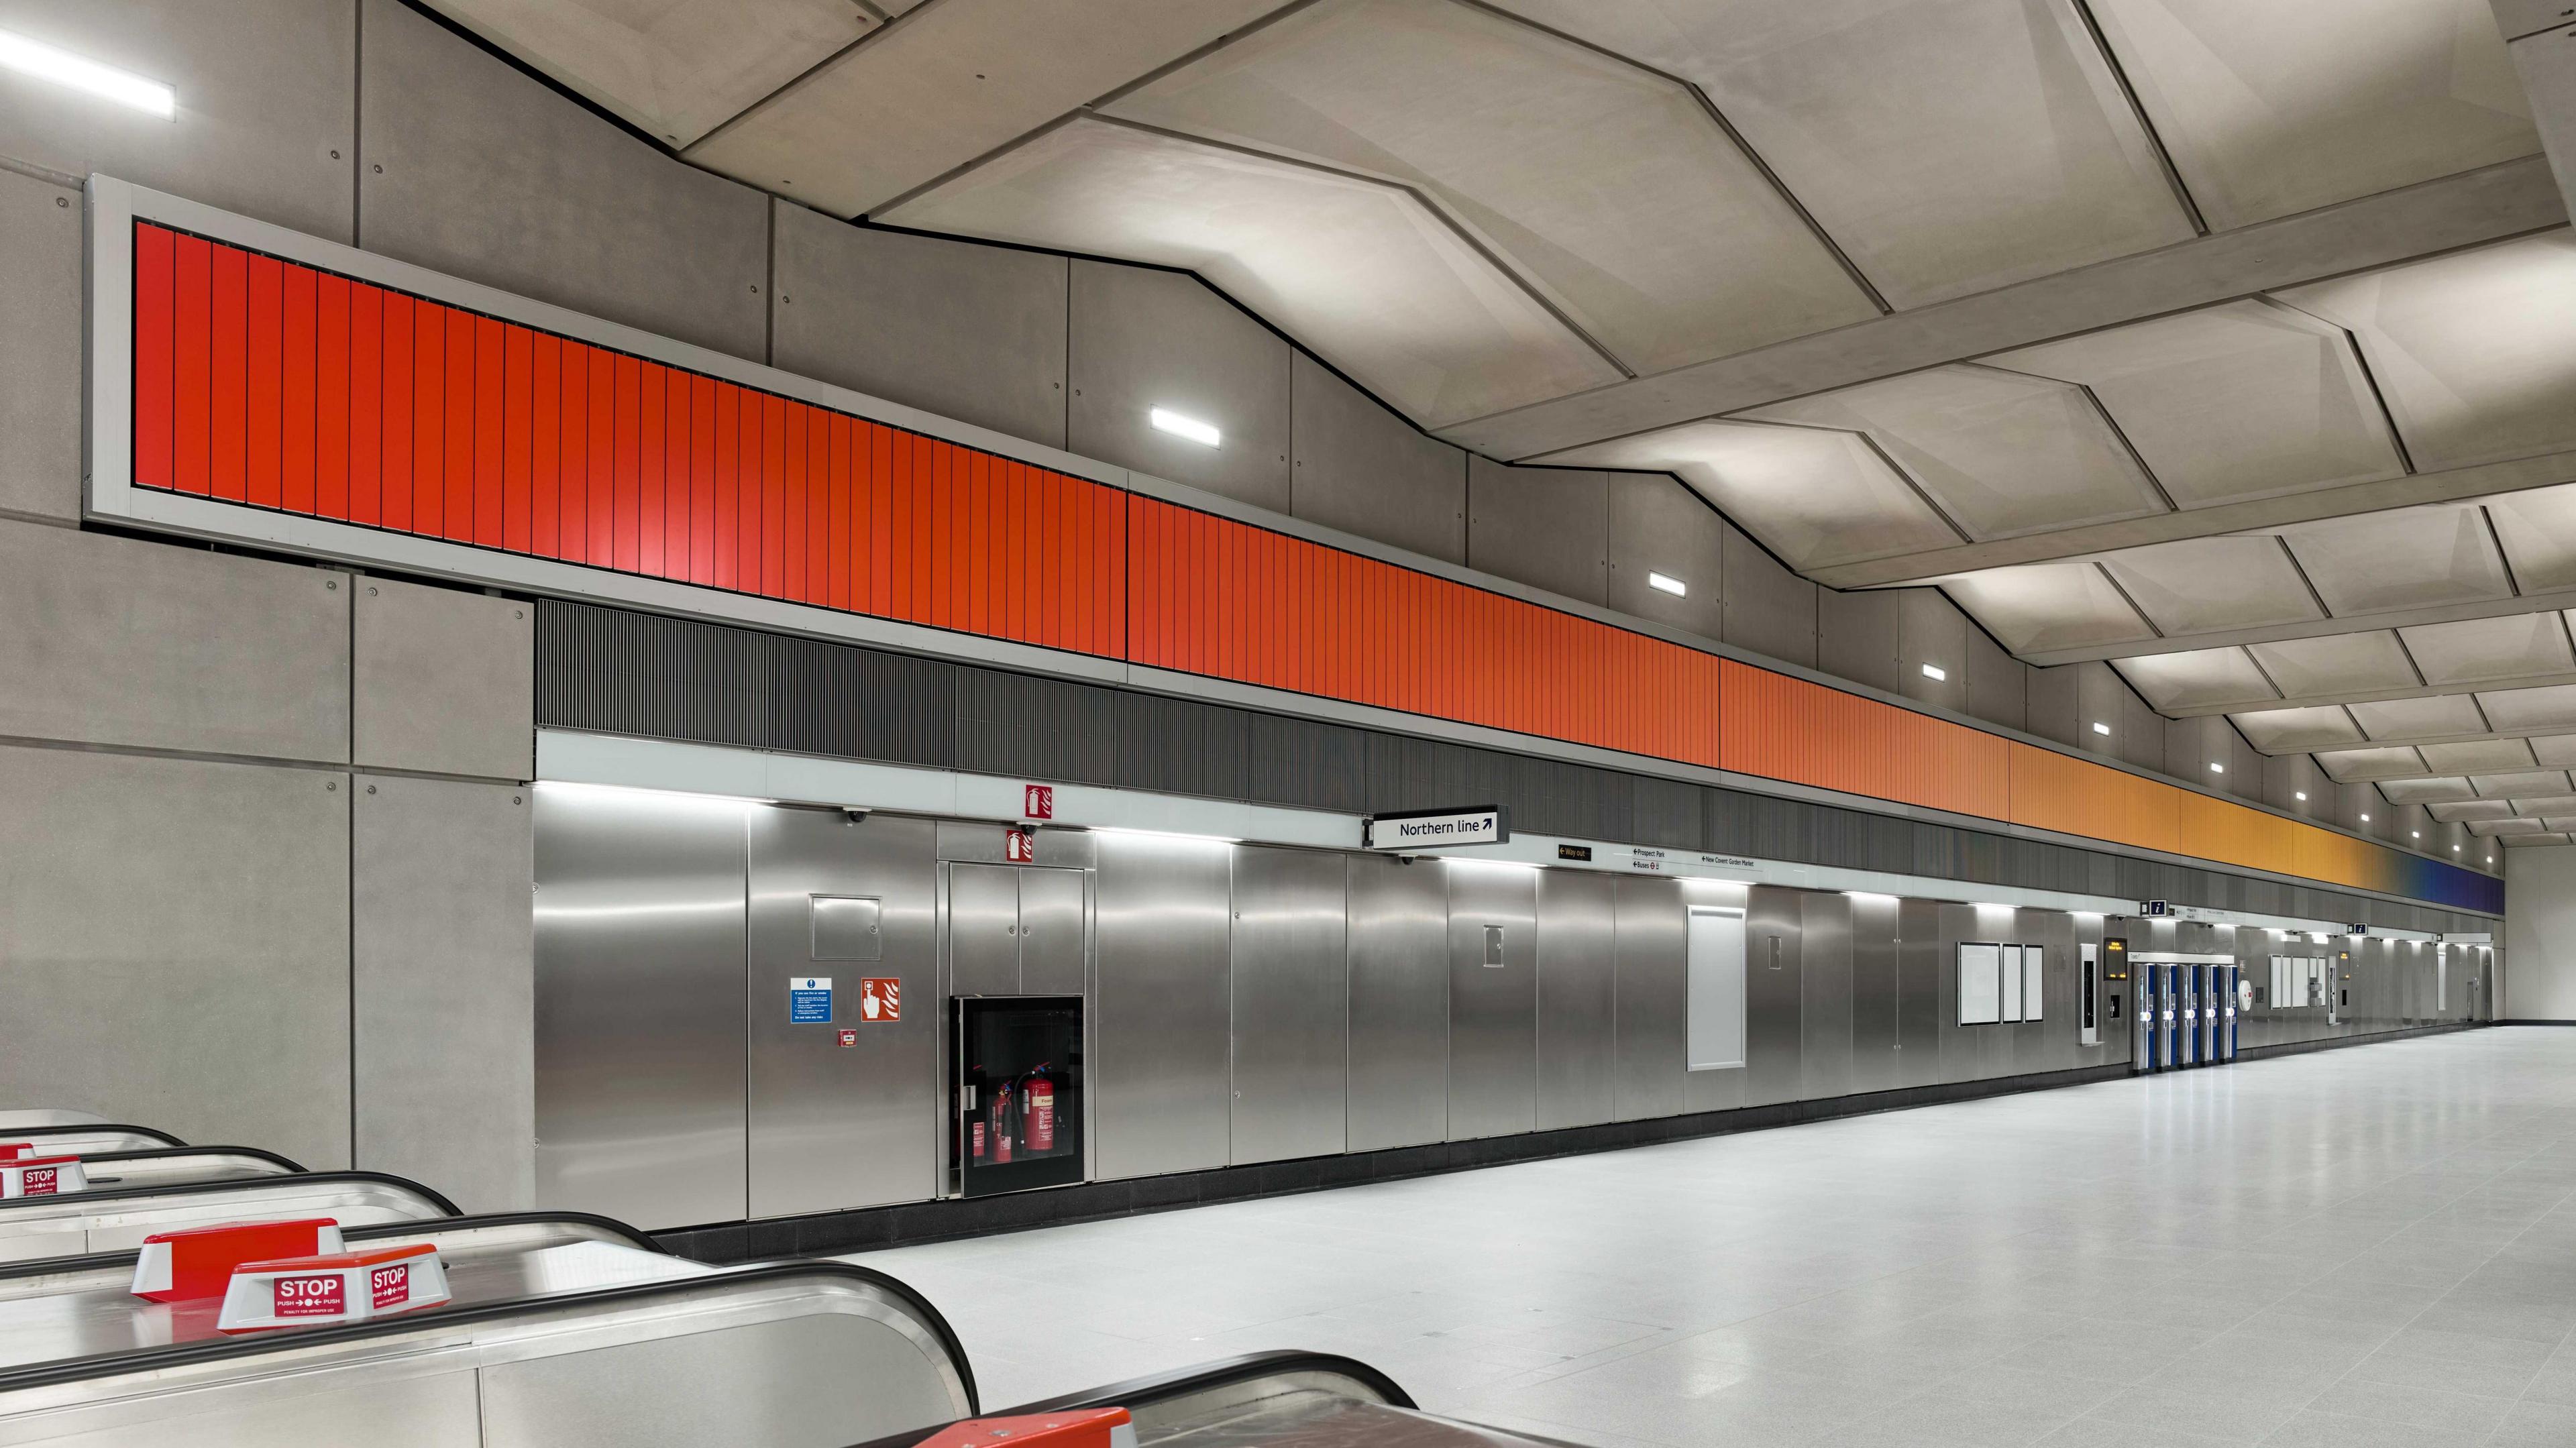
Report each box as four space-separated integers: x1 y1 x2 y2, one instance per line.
951 995 1085 1198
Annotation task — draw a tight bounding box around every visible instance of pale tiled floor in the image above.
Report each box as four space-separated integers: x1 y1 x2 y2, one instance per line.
847 1030 2576 1447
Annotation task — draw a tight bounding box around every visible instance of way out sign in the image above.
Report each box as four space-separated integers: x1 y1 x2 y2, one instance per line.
790 977 833 1023
1364 805 1509 851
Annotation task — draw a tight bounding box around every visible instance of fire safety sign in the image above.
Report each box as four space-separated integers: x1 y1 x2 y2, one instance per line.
860 977 901 1022
790 977 833 1023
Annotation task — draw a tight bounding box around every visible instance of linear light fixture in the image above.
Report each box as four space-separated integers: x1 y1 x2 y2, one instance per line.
1647 571 1688 597
2295 791 2307 801
1089 825 1237 844
2209 762 2224 775
0 28 174 117
1920 663 1945 681
1149 406 1220 447
2361 813 2370 822
2092 721 2110 736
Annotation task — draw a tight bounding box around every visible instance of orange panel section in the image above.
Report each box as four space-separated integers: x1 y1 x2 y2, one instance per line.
1719 661 2010 820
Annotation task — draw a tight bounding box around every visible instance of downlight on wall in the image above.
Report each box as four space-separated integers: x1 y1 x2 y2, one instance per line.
1148 407 1220 447
2208 762 2224 775
0 28 174 116
2295 791 2307 801
1647 571 1688 597
2092 722 2110 736
1920 663 1945 681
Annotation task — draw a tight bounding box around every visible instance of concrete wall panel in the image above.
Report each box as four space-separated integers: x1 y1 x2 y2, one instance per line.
0 744 349 1167
2506 841 2576 1018
355 774 533 1211
2025 661 2080 750
1964 622 2024 732
0 0 354 239
1895 590 1969 714
356 577 533 781
1071 262 1288 512
358 0 767 359
1607 474 1723 638
1291 353 1464 565
1818 588 1900 696
772 204 1069 450
1719 521 1817 668
0 167 80 524
0 524 348 762
1467 459 1606 607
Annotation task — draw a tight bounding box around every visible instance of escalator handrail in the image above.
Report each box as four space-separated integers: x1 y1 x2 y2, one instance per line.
1 1125 188 1150
0 1209 667 1284
1011 1349 1419 1414
12 1144 307 1175
0 1168 462 1219
0 1256 979 1416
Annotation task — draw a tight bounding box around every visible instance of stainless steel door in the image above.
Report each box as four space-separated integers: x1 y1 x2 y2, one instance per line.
1847 893 1900 1095
1896 899 1941 1089
949 864 1022 995
1536 869 1615 1131
1446 861 1538 1141
1799 893 1854 1101
747 807 937 1219
1018 868 1088 995
535 786 747 1230
1611 876 1687 1121
1347 854 1449 1151
1229 846 1348 1165
1742 887 1803 1107
1093 834 1234 1179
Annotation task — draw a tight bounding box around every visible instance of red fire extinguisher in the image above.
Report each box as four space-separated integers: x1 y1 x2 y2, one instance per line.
1023 1064 1056 1153
987 1076 1016 1165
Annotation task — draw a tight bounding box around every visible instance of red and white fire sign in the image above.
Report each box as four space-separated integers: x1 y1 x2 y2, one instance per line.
1005 829 1036 863
860 977 901 1022
1023 785 1054 820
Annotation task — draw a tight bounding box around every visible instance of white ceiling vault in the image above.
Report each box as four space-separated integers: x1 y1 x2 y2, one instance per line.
425 0 2576 848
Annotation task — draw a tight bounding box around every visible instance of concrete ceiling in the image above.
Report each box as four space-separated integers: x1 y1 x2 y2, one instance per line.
425 0 2576 850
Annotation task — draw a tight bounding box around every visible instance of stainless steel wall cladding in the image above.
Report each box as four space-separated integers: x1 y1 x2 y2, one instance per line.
747 808 938 1219
1611 876 1688 1121
535 785 749 1230
1536 870 1617 1131
1743 887 1805 1109
1229 846 1350 1166
1846 893 1900 1097
1799 893 1854 1102
1093 833 1235 1180
1446 862 1540 1141
1346 854 1451 1152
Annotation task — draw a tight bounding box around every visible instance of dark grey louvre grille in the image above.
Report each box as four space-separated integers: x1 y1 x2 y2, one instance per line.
1244 713 1367 814
956 667 1119 785
536 601 767 746
770 636 956 767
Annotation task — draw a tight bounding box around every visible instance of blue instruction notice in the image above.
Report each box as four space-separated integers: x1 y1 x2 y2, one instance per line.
790 977 833 1023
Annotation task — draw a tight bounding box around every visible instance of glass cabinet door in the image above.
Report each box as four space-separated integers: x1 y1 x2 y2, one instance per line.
953 995 1083 1197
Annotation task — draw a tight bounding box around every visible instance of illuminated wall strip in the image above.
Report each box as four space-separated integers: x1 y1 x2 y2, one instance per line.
122 221 2500 915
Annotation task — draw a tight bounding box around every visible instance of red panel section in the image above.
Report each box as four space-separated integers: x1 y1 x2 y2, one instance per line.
170 231 213 496
244 253 283 508
503 323 533 553
315 273 349 519
208 241 248 502
475 314 506 547
281 262 317 514
531 333 558 558
133 224 176 490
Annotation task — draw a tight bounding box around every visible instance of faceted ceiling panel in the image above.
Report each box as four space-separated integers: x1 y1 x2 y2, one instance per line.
2114 648 2279 712
2428 799 2517 822
2486 486 2576 592
2346 692 2488 740
2505 832 2574 845
1936 564 2158 653
686 0 1292 215
2471 770 2575 799
428 0 872 147
1738 367 2167 541
2533 735 2576 767
1103 0 1880 375
1535 421 1957 571
2377 777 2475 803
881 117 1620 427
2245 631 2417 699
1484 0 2194 308
2480 818 2552 834
2229 705 2365 753
2315 745 2428 781
2420 739 2538 773
1987 300 2404 509
2277 505 2514 616
2275 232 2576 471
2400 614 2574 686
2084 0 2536 231
2519 795 2576 814
2479 683 2576 732
2098 536 2322 636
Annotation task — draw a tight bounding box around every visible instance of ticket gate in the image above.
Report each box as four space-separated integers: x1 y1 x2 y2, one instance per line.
2133 955 2237 1074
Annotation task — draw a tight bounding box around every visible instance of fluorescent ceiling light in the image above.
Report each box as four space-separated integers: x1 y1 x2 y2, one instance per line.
2209 762 2225 775
1648 571 1688 597
1149 407 1220 447
1842 890 1898 903
2092 721 2111 736
0 29 174 117
1920 663 1945 681
1090 826 1237 844
535 779 762 810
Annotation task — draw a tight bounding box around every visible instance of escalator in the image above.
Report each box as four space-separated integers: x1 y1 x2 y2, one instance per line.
0 1125 188 1156
0 1166 460 1261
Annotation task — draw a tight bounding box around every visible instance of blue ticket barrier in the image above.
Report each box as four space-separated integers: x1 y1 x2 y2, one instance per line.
2219 965 2239 1062
2179 964 2200 1067
2149 964 2175 1072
